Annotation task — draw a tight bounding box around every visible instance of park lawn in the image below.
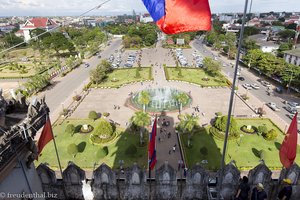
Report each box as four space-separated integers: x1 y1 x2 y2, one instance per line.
181 118 300 171
0 63 36 77
94 67 152 88
35 119 148 170
165 67 228 87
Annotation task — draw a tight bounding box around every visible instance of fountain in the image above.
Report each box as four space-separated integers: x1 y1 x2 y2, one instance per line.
131 87 192 112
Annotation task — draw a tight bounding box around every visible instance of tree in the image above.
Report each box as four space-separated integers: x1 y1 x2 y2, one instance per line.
178 114 199 147
200 147 208 158
257 125 268 135
67 143 78 158
138 91 150 112
203 57 221 76
277 42 292 57
285 23 298 30
242 39 259 51
214 115 238 137
42 32 75 54
278 29 296 41
242 26 260 37
88 111 98 121
90 65 106 86
65 124 75 136
175 92 189 114
95 146 109 160
262 129 278 141
93 120 113 139
3 33 25 48
130 111 150 145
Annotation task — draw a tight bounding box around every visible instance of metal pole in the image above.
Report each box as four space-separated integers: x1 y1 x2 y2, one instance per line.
217 0 249 199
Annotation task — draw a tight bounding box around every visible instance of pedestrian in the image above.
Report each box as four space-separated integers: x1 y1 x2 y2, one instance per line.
183 168 187 177
235 176 250 200
278 178 292 200
251 183 267 200
169 150 171 155
158 137 161 143
178 160 181 170
168 132 171 138
173 145 176 152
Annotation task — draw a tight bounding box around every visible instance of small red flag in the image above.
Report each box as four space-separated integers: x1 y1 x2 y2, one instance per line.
37 118 54 156
280 112 298 168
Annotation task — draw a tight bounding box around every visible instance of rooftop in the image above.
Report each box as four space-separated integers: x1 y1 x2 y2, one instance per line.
284 48 300 57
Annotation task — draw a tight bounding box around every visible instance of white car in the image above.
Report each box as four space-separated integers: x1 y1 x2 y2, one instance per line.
288 102 300 109
261 81 271 87
251 83 260 89
267 102 281 111
242 83 252 90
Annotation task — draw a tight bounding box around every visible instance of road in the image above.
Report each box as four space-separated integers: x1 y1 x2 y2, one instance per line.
39 38 122 115
192 38 300 125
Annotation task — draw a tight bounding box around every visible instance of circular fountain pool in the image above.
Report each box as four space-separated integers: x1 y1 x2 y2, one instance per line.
131 87 192 112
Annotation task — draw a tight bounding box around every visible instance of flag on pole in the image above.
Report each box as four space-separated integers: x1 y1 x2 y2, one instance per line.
149 117 157 170
37 118 54 156
142 0 211 34
280 112 298 168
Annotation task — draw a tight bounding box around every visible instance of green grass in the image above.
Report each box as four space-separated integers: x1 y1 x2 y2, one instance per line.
35 119 148 169
181 118 300 171
93 67 152 88
165 67 229 87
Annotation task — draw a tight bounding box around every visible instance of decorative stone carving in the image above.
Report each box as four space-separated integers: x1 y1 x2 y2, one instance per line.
122 163 148 199
217 162 240 200
155 162 177 200
278 164 300 200
63 162 85 200
92 163 118 200
182 163 209 200
248 163 272 196
0 88 7 127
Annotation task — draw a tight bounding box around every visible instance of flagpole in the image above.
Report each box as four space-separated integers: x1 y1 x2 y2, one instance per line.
217 0 249 199
47 115 68 199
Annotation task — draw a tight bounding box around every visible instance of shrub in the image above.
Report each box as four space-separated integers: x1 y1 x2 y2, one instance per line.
263 129 278 141
88 111 98 121
103 112 110 117
216 112 222 117
125 144 137 156
93 120 113 139
73 95 81 101
178 114 185 121
65 124 75 135
241 94 249 100
200 147 208 157
95 146 109 159
90 131 116 144
209 127 237 141
241 125 256 134
67 143 78 157
257 125 268 135
214 115 238 136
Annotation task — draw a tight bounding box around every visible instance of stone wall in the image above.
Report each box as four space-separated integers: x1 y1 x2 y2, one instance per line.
36 162 300 200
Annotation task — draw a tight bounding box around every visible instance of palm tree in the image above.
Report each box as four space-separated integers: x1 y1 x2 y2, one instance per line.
138 91 151 112
175 92 189 114
178 114 199 147
130 111 151 145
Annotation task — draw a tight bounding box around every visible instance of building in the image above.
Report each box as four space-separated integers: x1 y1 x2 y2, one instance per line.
248 34 279 53
284 49 300 66
20 17 57 42
247 17 260 27
140 13 153 23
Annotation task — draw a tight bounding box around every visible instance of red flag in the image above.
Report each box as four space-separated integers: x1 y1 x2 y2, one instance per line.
37 118 54 156
148 117 157 170
280 112 298 168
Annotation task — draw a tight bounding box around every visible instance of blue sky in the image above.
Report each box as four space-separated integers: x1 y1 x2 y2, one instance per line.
0 0 299 16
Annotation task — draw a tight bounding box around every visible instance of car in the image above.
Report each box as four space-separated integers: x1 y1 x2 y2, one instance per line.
97 55 101 58
287 114 300 124
251 83 260 89
261 81 271 87
222 63 227 67
275 86 283 93
238 77 245 81
288 102 300 109
242 83 252 90
266 102 281 111
286 105 298 114
124 62 133 67
111 63 118 68
84 63 90 68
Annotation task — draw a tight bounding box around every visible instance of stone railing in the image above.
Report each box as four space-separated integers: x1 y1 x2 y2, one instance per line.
36 161 300 200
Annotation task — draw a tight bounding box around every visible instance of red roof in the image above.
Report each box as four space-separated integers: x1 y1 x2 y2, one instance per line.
22 18 57 29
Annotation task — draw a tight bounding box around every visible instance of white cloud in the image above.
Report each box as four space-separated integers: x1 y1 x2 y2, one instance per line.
0 0 299 16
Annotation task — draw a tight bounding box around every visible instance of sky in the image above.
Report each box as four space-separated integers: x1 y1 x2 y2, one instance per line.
0 0 300 16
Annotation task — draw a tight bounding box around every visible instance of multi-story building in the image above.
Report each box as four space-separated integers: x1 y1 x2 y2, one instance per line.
284 49 300 66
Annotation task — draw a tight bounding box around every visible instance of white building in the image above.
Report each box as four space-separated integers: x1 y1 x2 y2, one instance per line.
140 13 153 23
284 49 300 66
20 18 57 42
